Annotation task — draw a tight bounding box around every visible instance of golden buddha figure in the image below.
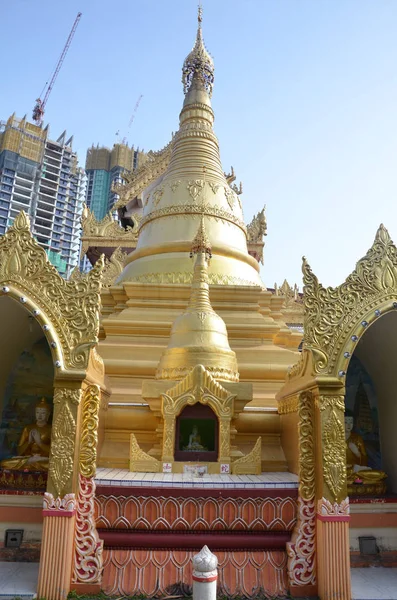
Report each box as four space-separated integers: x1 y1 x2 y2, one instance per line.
345 413 387 485
0 398 52 472
184 425 207 452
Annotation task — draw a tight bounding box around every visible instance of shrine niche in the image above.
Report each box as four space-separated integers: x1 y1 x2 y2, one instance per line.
175 403 218 462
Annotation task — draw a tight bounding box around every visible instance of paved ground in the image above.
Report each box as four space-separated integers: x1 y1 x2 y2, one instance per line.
351 567 397 599
0 561 38 598
0 561 396 599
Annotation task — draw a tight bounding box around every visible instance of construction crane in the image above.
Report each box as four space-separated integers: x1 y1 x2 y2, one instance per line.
116 94 143 144
32 12 82 126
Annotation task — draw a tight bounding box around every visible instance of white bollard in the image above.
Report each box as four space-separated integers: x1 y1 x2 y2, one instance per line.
192 545 218 600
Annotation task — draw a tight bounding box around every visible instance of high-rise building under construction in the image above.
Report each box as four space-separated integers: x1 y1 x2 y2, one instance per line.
0 114 85 277
85 143 145 219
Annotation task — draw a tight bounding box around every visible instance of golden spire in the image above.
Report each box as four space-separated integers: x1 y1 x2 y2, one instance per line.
156 220 239 383
118 7 262 288
182 4 214 98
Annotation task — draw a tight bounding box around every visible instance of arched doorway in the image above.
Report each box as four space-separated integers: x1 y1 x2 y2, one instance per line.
0 296 54 478
346 310 397 492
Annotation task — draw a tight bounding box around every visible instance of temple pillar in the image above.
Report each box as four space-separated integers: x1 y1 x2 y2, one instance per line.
37 381 104 600
315 393 351 600
37 384 82 600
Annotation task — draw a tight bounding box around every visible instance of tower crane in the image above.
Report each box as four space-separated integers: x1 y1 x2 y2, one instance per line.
32 12 82 126
116 94 144 144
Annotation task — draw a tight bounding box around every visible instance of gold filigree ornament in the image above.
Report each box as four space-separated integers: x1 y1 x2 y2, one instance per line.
49 401 76 496
298 391 315 502
0 211 104 371
79 384 101 479
322 408 346 501
187 179 205 201
303 224 397 375
102 247 128 288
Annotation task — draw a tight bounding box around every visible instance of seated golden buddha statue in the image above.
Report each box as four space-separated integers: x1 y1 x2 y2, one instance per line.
345 413 386 486
183 425 207 452
0 398 52 472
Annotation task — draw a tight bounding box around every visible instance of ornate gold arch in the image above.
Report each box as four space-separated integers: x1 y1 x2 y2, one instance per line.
0 211 107 597
303 224 397 377
0 211 103 372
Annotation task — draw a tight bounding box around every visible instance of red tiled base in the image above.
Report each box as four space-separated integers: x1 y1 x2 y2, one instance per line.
102 548 288 598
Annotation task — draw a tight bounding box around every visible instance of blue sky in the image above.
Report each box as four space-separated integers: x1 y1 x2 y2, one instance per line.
1 0 397 288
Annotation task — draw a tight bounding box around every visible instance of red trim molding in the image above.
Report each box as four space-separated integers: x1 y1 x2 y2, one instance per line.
43 509 75 518
95 485 298 499
98 530 291 550
317 514 350 523
193 575 217 583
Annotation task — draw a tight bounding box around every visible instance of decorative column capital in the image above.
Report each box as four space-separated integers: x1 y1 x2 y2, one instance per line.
317 497 350 522
43 492 76 517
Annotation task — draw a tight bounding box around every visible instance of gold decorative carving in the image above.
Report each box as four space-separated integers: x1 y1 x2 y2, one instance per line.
113 139 174 209
274 280 302 308
81 204 138 240
157 365 239 384
246 208 267 242
79 384 101 479
278 395 299 415
53 388 82 405
152 186 164 207
102 247 128 287
224 186 236 210
129 434 160 472
298 391 315 502
161 365 235 462
317 395 345 412
208 182 220 194
232 437 262 475
303 224 397 375
187 180 205 201
129 271 258 287
287 351 311 382
170 180 181 192
322 406 346 501
49 400 76 497
0 211 104 370
138 203 247 234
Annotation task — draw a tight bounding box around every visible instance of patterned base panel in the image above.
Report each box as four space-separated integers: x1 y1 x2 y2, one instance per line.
102 548 288 598
95 492 297 532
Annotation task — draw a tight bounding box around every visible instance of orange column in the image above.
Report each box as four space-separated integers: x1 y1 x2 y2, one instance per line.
37 494 76 600
316 498 351 600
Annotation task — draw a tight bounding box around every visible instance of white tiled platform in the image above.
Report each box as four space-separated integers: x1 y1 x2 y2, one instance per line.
0 561 38 598
351 567 397 599
95 468 299 488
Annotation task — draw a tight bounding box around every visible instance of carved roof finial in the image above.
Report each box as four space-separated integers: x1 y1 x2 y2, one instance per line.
182 5 214 97
190 214 212 259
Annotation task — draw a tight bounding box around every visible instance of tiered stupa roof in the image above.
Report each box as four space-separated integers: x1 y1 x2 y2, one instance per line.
117 8 262 287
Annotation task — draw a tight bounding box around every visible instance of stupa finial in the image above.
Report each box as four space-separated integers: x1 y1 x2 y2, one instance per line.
182 5 214 97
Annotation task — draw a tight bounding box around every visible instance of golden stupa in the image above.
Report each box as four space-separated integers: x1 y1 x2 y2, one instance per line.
97 8 302 469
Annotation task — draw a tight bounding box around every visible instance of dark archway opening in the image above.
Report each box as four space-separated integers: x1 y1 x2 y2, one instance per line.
175 404 218 462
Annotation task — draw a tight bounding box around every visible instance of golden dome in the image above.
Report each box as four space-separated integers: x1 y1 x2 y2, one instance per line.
156 217 239 382
117 8 263 287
